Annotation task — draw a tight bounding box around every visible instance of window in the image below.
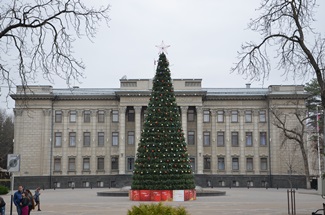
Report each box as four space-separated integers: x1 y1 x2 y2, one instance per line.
203 110 210 122
260 132 267 146
188 109 195 122
83 132 91 147
98 110 105 123
68 157 76 171
231 111 238 122
246 132 253 146
259 110 266 122
98 132 105 146
112 132 119 146
54 158 61 171
245 110 252 123
231 132 239 147
111 157 118 170
204 157 211 170
55 132 62 147
128 131 135 145
217 131 224 146
187 131 195 145
217 110 224 122
246 157 253 171
97 157 104 171
261 158 268 170
83 158 90 171
55 110 62 123
69 132 76 147
232 157 239 170
127 157 134 171
128 109 135 122
70 111 77 123
112 110 119 122
84 110 91 123
218 157 225 170
203 132 210 146
190 158 195 172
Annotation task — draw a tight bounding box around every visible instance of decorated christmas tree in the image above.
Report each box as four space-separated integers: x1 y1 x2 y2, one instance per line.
131 50 196 191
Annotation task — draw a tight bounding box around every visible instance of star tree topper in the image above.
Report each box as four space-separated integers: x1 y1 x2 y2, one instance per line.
156 41 170 54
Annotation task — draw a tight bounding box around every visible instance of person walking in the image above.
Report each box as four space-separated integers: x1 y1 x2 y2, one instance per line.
34 187 41 211
14 185 23 215
0 196 6 215
25 190 35 215
20 192 29 215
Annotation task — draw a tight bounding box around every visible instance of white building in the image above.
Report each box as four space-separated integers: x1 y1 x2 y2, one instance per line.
11 79 309 189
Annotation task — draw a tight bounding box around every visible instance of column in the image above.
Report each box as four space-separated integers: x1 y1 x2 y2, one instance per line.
106 109 112 173
134 106 142 156
42 109 51 175
253 109 260 172
239 109 245 174
118 106 127 174
225 110 231 174
211 110 217 173
196 107 203 174
181 106 188 143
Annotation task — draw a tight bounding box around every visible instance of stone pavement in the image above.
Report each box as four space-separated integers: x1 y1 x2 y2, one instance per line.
1 187 324 215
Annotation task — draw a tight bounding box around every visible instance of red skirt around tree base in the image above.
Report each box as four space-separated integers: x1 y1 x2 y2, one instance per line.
129 189 196 201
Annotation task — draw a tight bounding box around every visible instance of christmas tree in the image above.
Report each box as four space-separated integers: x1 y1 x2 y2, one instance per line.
131 51 196 190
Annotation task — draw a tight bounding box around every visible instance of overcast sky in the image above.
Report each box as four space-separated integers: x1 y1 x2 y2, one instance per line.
1 0 325 109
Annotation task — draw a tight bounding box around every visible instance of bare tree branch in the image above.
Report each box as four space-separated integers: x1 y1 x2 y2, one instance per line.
232 0 325 107
0 0 110 99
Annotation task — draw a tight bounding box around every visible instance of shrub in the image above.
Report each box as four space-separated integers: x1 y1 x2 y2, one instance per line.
127 202 189 215
0 185 9 195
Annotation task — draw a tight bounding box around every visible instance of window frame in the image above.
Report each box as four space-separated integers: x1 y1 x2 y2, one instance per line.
98 110 105 123
203 131 210 146
98 132 105 147
245 132 253 147
232 157 239 171
217 110 224 123
203 157 211 170
246 157 253 171
127 157 135 171
70 110 77 123
112 110 119 122
55 132 62 147
83 157 90 171
112 132 119 146
231 110 238 122
187 131 195 145
128 131 135 145
54 157 61 171
260 132 267 146
55 110 62 123
203 110 210 123
97 157 105 171
231 131 239 147
259 110 266 122
218 157 225 171
68 157 76 171
83 132 91 147
111 156 119 170
217 131 225 146
69 132 76 147
84 110 91 123
245 110 252 123
261 157 268 171
187 109 195 122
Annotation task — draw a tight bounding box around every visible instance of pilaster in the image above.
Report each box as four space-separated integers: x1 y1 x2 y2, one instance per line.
196 106 203 174
119 106 127 174
181 106 188 143
211 110 217 173
134 106 142 156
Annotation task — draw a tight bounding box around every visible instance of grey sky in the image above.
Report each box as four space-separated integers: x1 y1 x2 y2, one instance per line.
1 0 325 109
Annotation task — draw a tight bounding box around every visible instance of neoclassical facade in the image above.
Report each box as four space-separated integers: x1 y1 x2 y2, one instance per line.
11 79 309 188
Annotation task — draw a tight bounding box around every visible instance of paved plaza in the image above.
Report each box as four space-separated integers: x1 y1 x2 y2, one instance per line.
1 187 324 215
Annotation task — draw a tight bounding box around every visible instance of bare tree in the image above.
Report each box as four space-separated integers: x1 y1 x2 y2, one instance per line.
270 105 310 187
232 0 325 107
0 0 110 99
0 109 14 170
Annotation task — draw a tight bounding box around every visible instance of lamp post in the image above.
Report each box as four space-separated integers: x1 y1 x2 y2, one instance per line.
316 105 322 177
